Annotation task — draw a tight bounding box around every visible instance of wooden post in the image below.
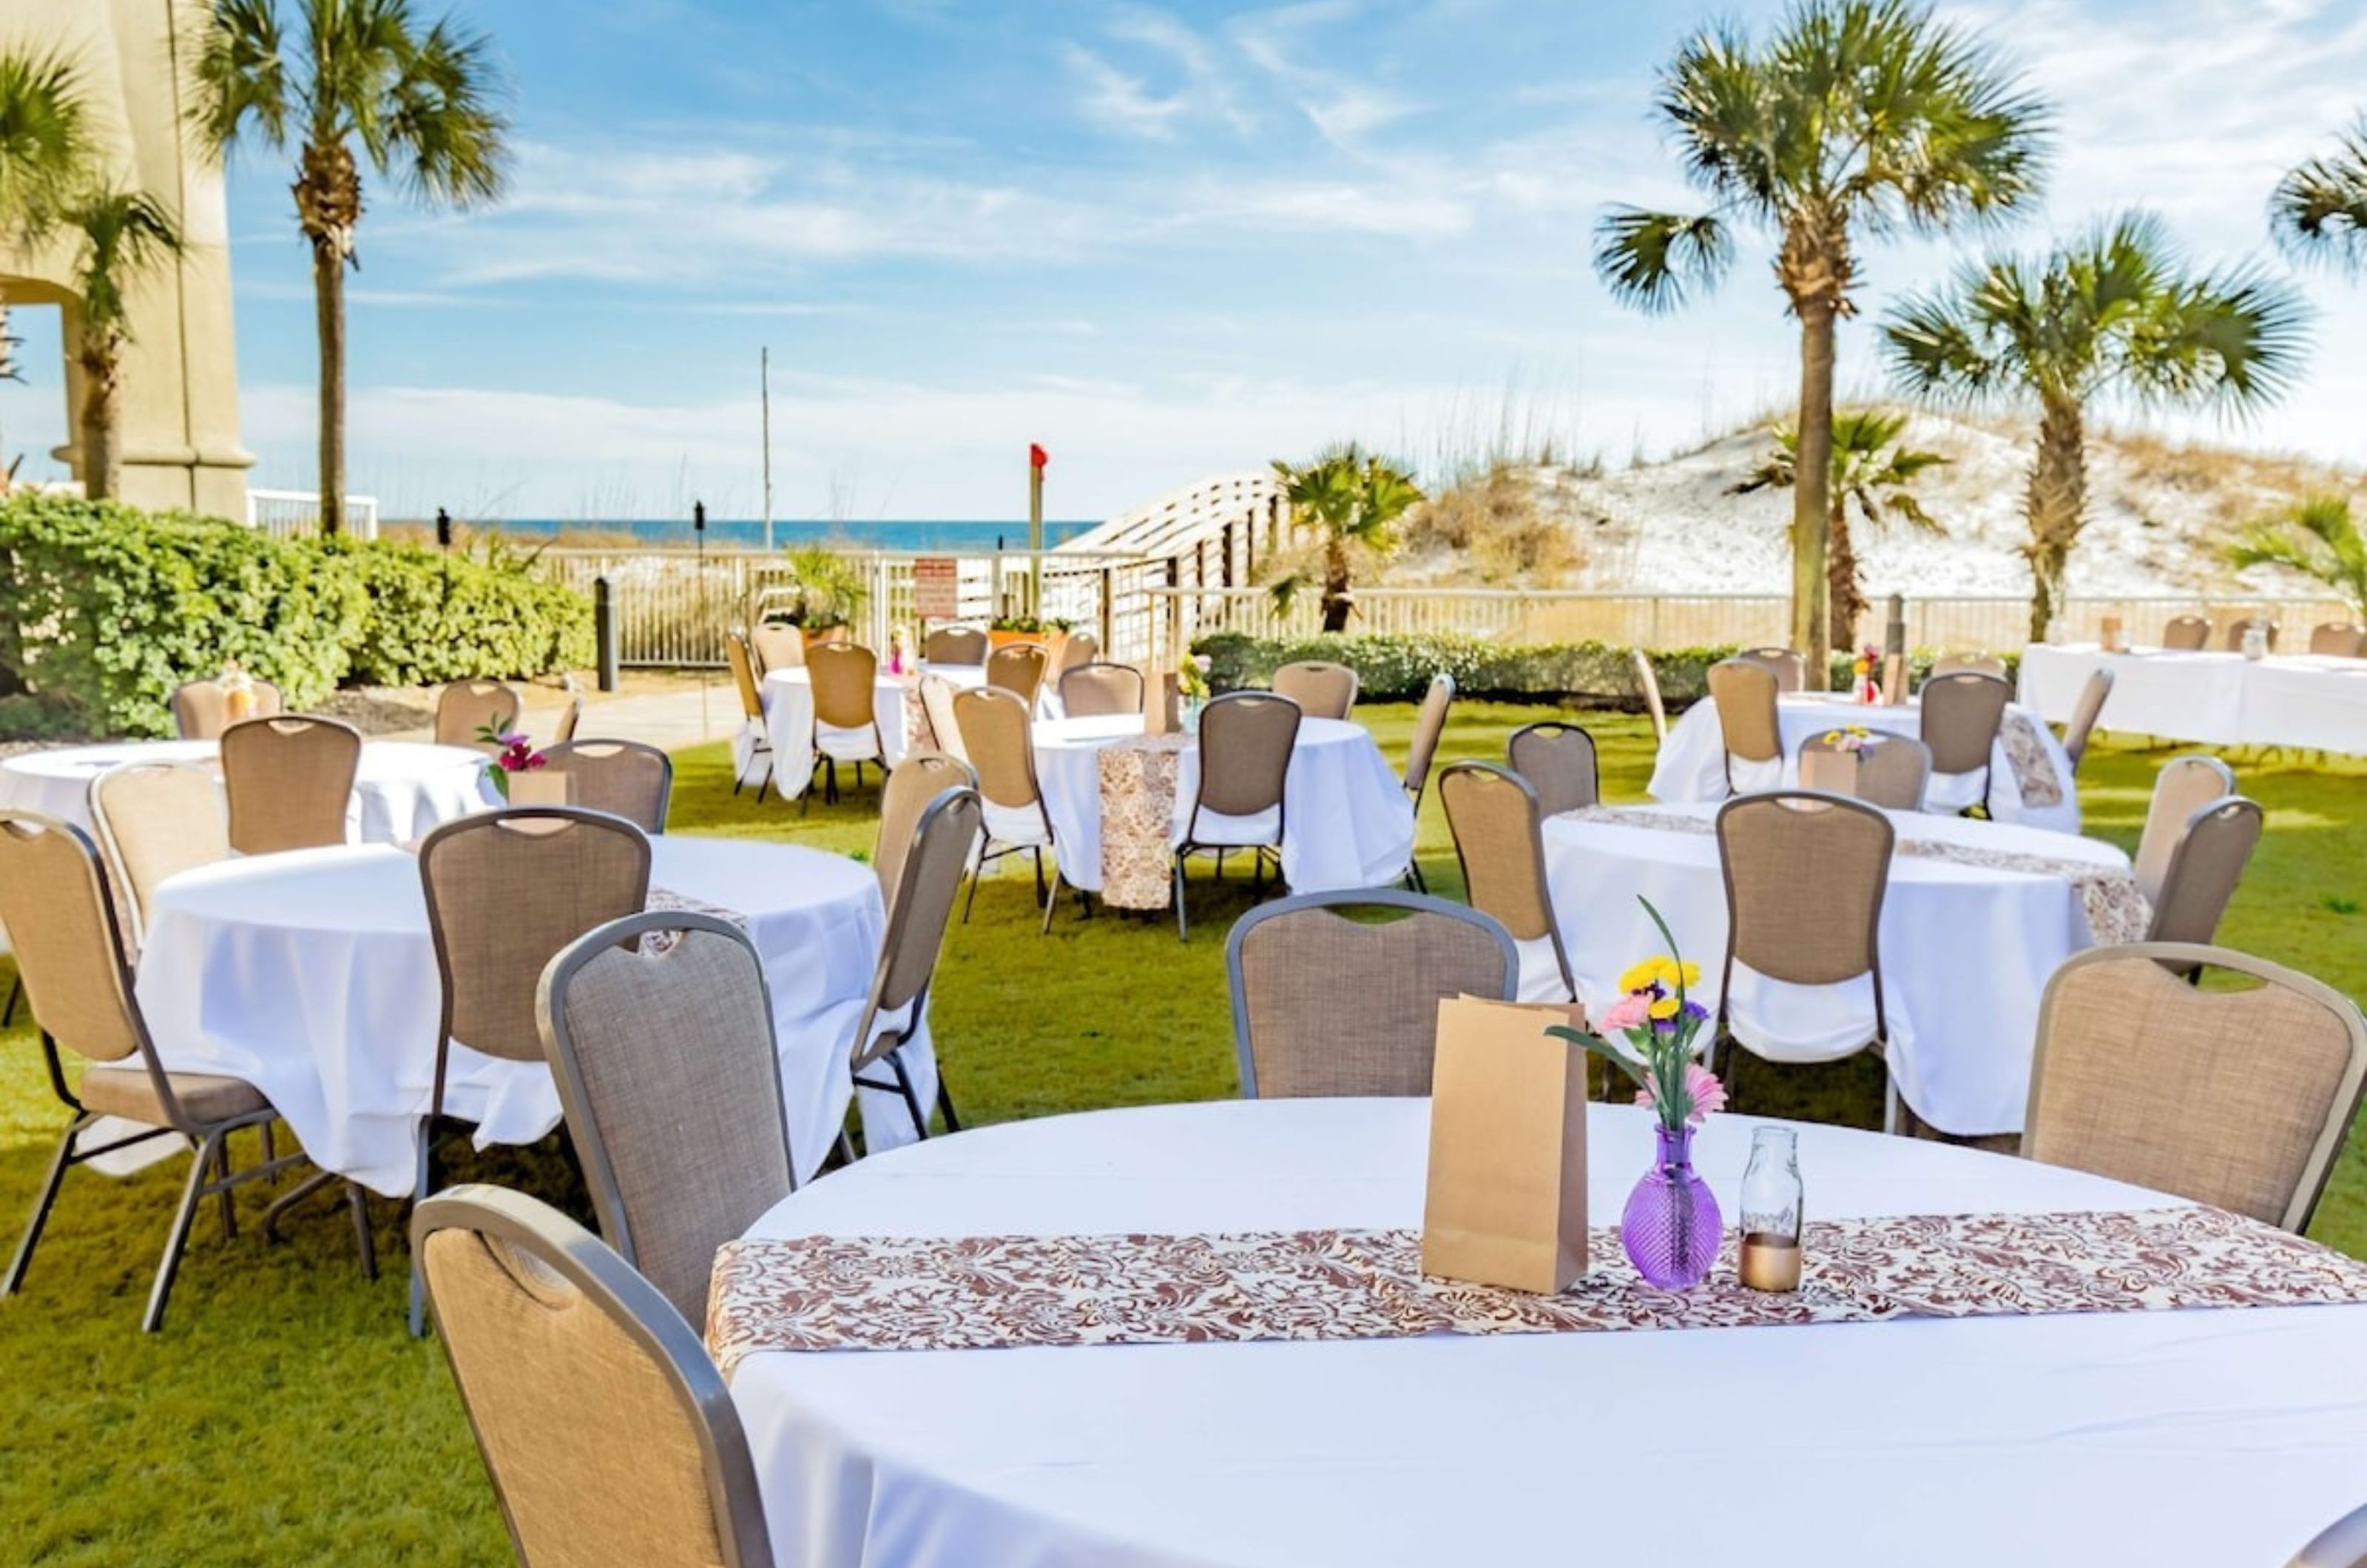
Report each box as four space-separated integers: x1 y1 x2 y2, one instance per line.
1222 520 1235 589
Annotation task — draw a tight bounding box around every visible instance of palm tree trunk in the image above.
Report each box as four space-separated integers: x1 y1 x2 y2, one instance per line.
77 339 120 501
2025 394 2086 643
312 234 345 538
1320 535 1351 634
1827 501 1863 653
1792 303 1837 680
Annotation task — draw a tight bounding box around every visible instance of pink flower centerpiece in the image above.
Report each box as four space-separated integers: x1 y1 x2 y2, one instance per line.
476 724 547 802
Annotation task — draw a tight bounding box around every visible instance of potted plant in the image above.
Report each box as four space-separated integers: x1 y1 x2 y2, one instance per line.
783 546 868 649
989 612 1074 666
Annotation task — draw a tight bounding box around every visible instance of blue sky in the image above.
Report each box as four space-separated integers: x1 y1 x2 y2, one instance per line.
13 0 2367 521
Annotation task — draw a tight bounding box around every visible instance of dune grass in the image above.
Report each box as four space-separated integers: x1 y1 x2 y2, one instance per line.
1 703 2363 1562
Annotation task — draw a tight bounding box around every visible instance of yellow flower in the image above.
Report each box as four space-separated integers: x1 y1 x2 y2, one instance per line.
1647 995 1681 1021
1617 959 1659 994
1676 960 1702 989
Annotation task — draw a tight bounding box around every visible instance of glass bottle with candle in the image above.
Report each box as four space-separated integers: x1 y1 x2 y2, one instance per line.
1738 1126 1803 1292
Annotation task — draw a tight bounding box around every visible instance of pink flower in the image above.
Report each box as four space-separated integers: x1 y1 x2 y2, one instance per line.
1633 1063 1729 1126
1596 992 1652 1032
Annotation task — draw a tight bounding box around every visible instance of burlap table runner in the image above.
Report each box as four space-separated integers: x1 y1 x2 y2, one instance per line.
1097 734 1194 910
707 1206 2367 1371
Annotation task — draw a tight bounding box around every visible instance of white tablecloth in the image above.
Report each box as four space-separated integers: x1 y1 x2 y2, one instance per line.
747 669 913 798
2020 643 2367 752
1542 802 2130 1135
1650 692 2080 832
133 836 927 1194
1032 715 1414 893
0 737 490 842
730 1098 2367 1568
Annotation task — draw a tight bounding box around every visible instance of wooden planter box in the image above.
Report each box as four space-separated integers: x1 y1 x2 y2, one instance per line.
989 629 1070 669
801 624 854 652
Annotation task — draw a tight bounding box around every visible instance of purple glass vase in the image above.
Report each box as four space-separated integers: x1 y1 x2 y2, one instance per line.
1621 1123 1722 1289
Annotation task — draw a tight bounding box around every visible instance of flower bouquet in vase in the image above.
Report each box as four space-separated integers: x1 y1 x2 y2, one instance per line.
1801 725 1876 795
1852 645 1881 704
1178 654 1212 732
1549 899 1727 1289
217 660 257 724
477 725 560 804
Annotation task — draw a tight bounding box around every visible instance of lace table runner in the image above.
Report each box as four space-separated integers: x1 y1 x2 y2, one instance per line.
1998 712 2065 807
1098 734 1195 910
707 1206 2367 1371
1554 808 2146 945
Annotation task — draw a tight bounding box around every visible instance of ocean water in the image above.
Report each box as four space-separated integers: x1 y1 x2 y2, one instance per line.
445 518 1098 552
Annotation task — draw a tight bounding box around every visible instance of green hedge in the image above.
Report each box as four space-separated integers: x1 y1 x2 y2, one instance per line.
0 496 590 738
1193 631 2016 707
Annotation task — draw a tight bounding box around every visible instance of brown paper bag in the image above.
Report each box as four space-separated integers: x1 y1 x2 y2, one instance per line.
507 768 577 808
1880 652 1908 706
1422 996 1590 1294
1797 746 1857 797
2099 615 2124 654
1146 672 1179 734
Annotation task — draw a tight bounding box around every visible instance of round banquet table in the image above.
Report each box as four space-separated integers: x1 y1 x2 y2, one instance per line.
2020 642 2367 753
132 835 928 1194
1030 714 1414 893
0 737 490 841
1649 692 2080 832
749 667 914 799
729 1098 2367 1568
1542 802 2129 1136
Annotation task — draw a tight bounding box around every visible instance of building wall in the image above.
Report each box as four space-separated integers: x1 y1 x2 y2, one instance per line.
0 0 250 516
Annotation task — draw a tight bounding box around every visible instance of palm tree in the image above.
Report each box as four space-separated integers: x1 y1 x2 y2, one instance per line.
191 0 508 536
0 47 97 382
1729 410 1947 649
1882 213 2307 641
63 189 183 501
1269 446 1426 634
2272 119 2367 271
1593 0 2046 675
2228 495 2367 621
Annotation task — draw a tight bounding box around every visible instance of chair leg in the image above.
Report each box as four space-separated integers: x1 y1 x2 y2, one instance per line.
962 865 982 923
1252 848 1266 898
143 1130 226 1334
1041 867 1064 935
832 1130 859 1169
1033 846 1047 905
346 1183 378 1283
263 1167 341 1242
1173 852 1190 942
885 1052 931 1140
4 1118 81 1296
407 1123 436 1339
213 1138 238 1242
1405 859 1428 894
936 1072 962 1133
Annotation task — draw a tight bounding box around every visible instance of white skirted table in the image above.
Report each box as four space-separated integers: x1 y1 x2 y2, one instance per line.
720 1098 2367 1568
0 737 490 842
749 668 913 799
1030 714 1414 896
1650 692 2080 832
132 835 926 1193
2020 643 2367 752
1542 802 2138 1135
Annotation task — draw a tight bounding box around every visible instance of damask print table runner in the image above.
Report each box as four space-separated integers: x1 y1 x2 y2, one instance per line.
1997 711 2065 805
639 887 751 953
707 1206 2367 1372
1096 734 1195 910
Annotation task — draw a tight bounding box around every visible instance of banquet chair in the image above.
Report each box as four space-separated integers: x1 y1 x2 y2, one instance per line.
413 1186 776 1568
1506 720 1599 817
950 687 1064 932
748 622 804 676
1438 763 1576 1004
541 740 675 834
1918 671 2011 814
875 749 976 913
2059 669 2115 771
1175 691 1302 942
169 676 283 740
2290 1501 2367 1568
552 695 584 746
922 625 988 666
538 913 794 1328
0 811 315 1332
1059 629 1101 675
850 788 984 1140
985 643 1050 709
2309 622 2366 658
1706 658 1782 794
1793 730 1930 811
2224 616 2279 652
1398 674 1457 891
2161 614 2211 651
918 674 968 763
436 680 524 752
1630 649 1669 745
806 642 886 805
1058 661 1145 718
1735 646 1808 692
1928 652 2006 680
2145 796 2264 951
2024 944 2367 1231
2134 754 2236 905
88 762 232 954
219 714 363 854
1712 792 1901 1132
413 806 654 1335
725 633 774 804
1271 660 1357 720
1227 890 1518 1098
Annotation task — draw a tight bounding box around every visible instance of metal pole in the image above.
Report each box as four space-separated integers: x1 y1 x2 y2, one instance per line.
1885 593 1907 658
760 348 774 554
593 576 619 692
435 506 452 550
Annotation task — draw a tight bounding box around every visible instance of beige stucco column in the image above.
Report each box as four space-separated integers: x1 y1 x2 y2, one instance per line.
1 0 251 516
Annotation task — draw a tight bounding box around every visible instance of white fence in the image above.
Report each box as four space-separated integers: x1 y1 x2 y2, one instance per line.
246 489 381 541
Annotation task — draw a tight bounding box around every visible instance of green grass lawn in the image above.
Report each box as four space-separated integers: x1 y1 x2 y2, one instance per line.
1 703 2363 1562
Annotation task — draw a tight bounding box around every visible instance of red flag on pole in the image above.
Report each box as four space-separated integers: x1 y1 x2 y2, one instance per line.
1029 443 1049 469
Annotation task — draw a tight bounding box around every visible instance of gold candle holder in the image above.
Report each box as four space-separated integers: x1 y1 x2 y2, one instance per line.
1738 1232 1802 1293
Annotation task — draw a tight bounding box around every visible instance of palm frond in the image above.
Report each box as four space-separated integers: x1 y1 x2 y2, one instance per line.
384 17 509 208
65 189 184 343
0 46 98 236
2272 120 2367 273
1593 207 1732 313
186 0 291 158
2227 495 2367 614
2120 260 2311 414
